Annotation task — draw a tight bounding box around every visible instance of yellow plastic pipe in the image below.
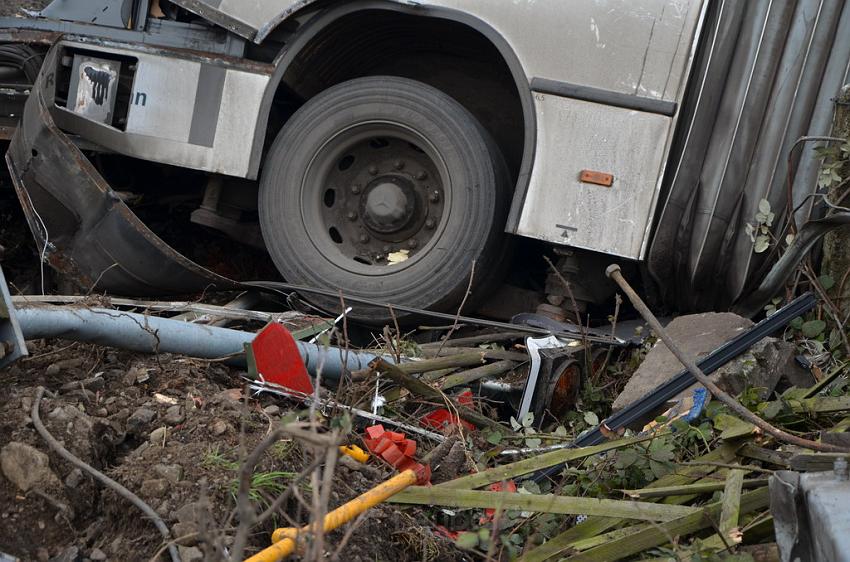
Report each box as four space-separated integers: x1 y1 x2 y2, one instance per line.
244 468 418 562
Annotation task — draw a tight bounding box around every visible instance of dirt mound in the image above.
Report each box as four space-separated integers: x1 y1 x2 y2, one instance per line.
0 342 459 561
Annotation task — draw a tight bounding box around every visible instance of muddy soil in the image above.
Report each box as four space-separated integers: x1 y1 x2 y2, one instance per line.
0 342 462 561
0 1 48 18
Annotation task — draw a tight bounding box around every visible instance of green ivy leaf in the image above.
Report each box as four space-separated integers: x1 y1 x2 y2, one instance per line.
790 317 804 330
761 400 783 420
583 411 599 426
829 329 843 351
478 527 491 546
614 448 639 469
801 319 827 338
649 442 675 463
525 438 542 448
455 532 479 550
486 431 503 445
521 481 542 495
650 459 672 479
754 235 770 254
521 412 535 428
819 275 835 291
758 199 771 215
714 413 756 440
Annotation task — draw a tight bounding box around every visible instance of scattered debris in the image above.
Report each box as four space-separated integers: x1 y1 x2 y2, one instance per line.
2 252 850 562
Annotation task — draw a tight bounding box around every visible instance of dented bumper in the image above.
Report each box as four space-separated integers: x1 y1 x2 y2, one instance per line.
5 48 235 296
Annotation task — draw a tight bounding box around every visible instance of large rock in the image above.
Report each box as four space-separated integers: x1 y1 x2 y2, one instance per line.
0 442 61 492
126 407 156 433
612 312 811 427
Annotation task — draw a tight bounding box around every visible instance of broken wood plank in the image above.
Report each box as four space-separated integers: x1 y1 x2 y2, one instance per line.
388 488 699 521
434 434 655 491
700 469 745 551
620 476 767 499
720 468 745 540
560 525 643 552
762 395 850 415
736 443 792 468
788 452 850 472
562 487 769 562
519 444 738 562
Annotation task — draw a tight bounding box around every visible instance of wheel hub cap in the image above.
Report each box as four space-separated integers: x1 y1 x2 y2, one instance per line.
361 176 416 234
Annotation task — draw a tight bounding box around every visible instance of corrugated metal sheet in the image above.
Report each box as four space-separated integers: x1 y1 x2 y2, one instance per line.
648 0 850 311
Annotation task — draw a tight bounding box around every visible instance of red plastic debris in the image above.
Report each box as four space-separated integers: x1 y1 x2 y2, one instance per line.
249 323 313 395
365 425 386 440
386 431 405 443
420 390 476 432
363 424 431 484
481 480 518 523
401 439 417 457
421 409 476 432
433 525 460 541
457 390 474 406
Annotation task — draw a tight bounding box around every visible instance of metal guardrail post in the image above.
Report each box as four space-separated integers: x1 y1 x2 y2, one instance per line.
0 265 27 368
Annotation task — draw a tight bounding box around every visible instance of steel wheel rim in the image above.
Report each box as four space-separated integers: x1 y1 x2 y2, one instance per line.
298 121 451 277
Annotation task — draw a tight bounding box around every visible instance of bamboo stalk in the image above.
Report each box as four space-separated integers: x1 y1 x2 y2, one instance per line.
420 367 459 382
562 488 769 562
397 352 489 374
420 347 529 362
420 331 530 349
440 360 518 390
369 358 515 435
388 488 698 521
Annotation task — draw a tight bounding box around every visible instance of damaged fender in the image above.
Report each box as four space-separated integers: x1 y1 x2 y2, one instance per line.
5 45 236 296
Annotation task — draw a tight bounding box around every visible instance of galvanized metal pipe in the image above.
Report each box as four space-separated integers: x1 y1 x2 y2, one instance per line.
15 305 387 379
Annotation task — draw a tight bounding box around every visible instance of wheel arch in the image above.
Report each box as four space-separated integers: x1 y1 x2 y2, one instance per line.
247 0 535 211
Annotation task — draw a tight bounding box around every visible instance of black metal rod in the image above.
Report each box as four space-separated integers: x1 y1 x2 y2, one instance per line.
531 292 817 482
247 280 623 346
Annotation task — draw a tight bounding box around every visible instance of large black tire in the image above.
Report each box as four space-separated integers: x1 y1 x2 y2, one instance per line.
259 76 510 323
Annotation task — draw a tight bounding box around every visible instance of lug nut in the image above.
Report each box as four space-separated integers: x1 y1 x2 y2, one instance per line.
425 218 436 229
347 212 357 221
416 171 428 180
368 165 379 175
408 239 418 249
359 234 370 243
393 160 405 170
429 191 441 203
351 184 361 195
